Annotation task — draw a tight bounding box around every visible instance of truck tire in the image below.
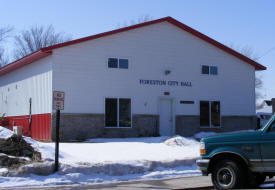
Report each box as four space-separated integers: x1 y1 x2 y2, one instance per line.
211 160 245 189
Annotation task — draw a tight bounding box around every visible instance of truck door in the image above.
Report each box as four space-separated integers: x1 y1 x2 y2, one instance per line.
260 118 275 172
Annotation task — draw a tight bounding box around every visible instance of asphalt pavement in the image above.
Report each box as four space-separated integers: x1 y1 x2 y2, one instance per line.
5 175 275 190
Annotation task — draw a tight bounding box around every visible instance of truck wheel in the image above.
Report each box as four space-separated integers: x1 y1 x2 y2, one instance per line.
211 160 245 189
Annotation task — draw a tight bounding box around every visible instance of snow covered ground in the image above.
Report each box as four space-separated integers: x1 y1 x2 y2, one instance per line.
0 127 201 188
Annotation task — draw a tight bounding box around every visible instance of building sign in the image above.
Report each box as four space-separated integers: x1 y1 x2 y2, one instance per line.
53 91 65 110
139 79 192 87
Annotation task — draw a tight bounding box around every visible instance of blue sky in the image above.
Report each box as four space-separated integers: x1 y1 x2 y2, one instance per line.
1 0 274 112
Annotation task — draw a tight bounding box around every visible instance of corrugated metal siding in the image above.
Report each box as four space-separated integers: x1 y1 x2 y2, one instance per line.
0 56 52 116
7 113 51 141
31 113 51 141
8 115 30 135
0 56 53 141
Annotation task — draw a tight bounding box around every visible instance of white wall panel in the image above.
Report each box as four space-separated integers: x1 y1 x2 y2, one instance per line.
52 21 255 116
0 56 52 116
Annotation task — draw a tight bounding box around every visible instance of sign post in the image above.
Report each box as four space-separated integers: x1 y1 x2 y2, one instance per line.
55 109 60 172
53 91 65 172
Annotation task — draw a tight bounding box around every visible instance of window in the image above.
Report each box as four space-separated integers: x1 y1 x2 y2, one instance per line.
210 66 218 75
119 99 131 127
201 65 209 74
108 58 118 68
269 120 275 132
200 101 221 127
119 59 129 69
211 101 220 126
105 98 117 126
105 98 131 127
108 58 129 69
200 101 210 126
202 65 218 75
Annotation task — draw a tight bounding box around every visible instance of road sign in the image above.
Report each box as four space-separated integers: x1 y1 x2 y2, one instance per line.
53 91 65 110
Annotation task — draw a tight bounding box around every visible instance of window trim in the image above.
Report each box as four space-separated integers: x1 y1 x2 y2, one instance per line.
104 97 132 128
199 100 221 128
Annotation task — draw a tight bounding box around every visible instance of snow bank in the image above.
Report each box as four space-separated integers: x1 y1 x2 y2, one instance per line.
32 136 199 176
0 164 201 188
0 136 201 187
0 126 14 139
164 136 199 147
194 132 217 139
39 137 200 164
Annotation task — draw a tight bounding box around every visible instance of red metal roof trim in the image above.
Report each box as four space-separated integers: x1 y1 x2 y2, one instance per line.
0 50 52 76
41 16 266 70
0 16 266 76
41 17 170 52
166 18 266 70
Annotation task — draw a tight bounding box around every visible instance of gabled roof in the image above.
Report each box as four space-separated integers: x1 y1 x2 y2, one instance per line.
0 16 266 76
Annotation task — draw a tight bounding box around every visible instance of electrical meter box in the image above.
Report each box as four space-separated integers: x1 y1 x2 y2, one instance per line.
13 126 23 137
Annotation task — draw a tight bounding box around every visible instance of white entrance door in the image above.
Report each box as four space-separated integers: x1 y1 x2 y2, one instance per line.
159 99 173 136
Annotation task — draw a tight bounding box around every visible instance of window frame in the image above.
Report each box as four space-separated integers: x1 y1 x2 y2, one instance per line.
104 97 132 128
200 100 221 128
107 57 129 69
201 65 218 76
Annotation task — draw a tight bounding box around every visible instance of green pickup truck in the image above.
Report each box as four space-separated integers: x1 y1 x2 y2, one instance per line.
196 114 275 189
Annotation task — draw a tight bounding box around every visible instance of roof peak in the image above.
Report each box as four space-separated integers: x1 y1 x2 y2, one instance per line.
0 16 266 76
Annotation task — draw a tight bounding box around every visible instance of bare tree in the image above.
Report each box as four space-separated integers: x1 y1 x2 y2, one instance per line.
229 44 265 109
13 25 72 60
117 14 153 28
0 26 13 67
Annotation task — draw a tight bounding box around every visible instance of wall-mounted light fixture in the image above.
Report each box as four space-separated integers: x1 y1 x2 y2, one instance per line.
164 70 171 75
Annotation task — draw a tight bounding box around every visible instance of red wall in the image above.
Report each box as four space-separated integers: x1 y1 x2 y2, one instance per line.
8 113 51 141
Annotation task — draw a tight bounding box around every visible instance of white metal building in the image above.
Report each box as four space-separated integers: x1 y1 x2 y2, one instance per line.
0 17 266 141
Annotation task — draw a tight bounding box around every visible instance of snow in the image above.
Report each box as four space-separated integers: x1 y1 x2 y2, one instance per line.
164 135 198 147
260 183 275 188
0 165 201 188
0 127 201 187
0 153 31 161
194 132 217 139
0 126 14 139
42 137 199 164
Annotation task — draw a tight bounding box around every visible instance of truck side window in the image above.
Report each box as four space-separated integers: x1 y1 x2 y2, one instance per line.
268 120 275 132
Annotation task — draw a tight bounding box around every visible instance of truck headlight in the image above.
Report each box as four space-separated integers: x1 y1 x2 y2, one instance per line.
200 142 206 154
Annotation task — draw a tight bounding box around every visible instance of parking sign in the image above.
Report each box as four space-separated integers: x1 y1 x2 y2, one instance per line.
53 91 65 110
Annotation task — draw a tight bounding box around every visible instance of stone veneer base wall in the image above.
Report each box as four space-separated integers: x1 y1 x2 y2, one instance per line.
51 113 257 141
51 113 159 141
176 115 257 137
